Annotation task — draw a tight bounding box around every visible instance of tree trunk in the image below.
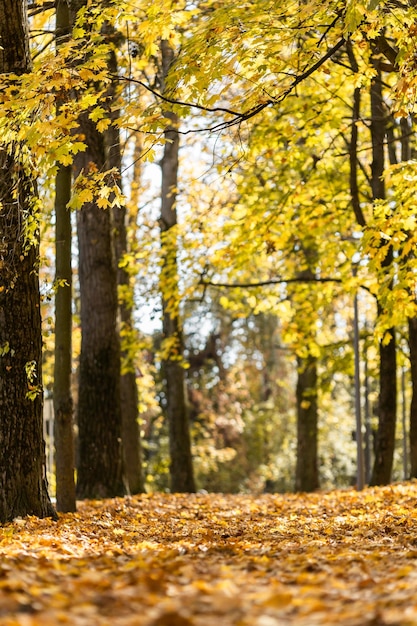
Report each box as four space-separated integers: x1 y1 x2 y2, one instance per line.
74 110 124 499
395 117 417 479
53 0 76 513
0 0 56 523
54 161 76 511
106 42 144 495
295 355 319 492
111 164 144 496
370 66 397 486
371 332 397 485
408 317 417 477
159 40 195 492
70 1 124 498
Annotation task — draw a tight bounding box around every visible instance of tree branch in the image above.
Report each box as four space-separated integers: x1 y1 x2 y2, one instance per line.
200 275 374 294
111 73 242 117
114 36 346 133
374 35 399 71
28 1 56 16
346 42 367 227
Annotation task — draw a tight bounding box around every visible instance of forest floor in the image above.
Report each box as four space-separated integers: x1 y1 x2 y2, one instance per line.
1 484 417 625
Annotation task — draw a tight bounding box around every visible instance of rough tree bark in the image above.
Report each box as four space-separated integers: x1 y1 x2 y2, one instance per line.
74 114 125 497
70 0 124 499
74 115 124 498
0 0 56 523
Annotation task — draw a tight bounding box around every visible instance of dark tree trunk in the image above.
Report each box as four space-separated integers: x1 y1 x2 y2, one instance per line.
69 4 124 498
0 0 56 523
54 160 76 511
348 47 397 485
159 40 195 493
370 66 397 486
295 355 319 492
111 169 144 496
371 332 397 485
408 317 417 477
397 118 417 479
54 0 76 513
70 0 125 500
106 42 144 495
74 110 124 498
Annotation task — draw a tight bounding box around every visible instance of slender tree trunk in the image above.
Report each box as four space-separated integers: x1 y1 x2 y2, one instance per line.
405 118 417 476
293 244 320 492
370 66 397 486
159 40 195 492
70 1 124 499
53 0 76 513
349 52 399 485
348 85 366 227
106 41 143 495
408 317 417 477
54 162 76 511
393 116 417 478
0 0 56 523
387 113 417 479
295 355 319 492
110 152 144 496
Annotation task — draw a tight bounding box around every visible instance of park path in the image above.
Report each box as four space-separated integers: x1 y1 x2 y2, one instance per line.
1 484 417 624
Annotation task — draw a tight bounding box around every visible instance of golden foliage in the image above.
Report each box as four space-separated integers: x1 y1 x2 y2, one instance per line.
2 483 417 624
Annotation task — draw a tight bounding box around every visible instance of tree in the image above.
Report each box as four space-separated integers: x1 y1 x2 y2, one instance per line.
159 39 196 493
295 355 319 492
53 0 76 513
369 63 397 486
106 35 144 495
0 0 56 523
70 0 124 499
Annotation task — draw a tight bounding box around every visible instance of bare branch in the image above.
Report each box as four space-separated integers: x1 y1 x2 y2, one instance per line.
28 1 56 17
111 73 242 117
200 275 374 295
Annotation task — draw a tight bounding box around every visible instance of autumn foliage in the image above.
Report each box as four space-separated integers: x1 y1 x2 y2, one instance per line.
1 483 417 625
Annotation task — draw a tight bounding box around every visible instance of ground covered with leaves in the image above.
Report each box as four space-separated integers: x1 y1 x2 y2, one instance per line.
2 483 417 625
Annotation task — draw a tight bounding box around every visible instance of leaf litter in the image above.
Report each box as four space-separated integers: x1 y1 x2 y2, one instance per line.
1 483 417 625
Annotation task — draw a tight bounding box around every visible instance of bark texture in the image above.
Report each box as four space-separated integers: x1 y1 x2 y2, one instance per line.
74 113 124 498
70 0 124 499
0 0 56 523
